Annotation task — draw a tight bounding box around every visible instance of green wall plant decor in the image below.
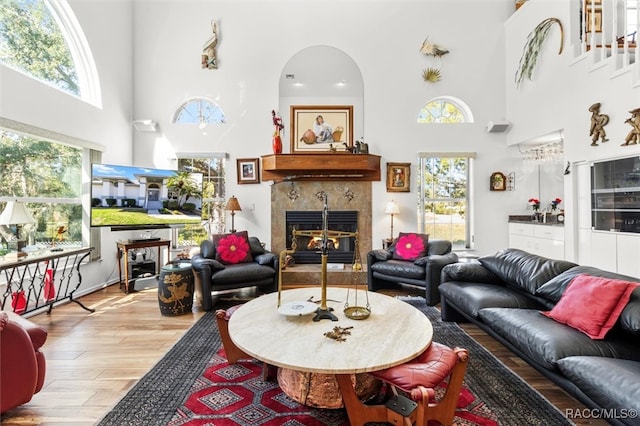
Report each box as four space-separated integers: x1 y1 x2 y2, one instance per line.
515 17 564 87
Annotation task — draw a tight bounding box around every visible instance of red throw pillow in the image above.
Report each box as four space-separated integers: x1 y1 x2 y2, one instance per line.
212 231 253 265
542 274 638 339
392 232 429 261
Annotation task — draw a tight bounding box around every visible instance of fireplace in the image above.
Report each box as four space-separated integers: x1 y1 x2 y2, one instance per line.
285 211 357 264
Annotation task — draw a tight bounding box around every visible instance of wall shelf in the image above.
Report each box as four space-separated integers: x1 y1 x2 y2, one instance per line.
261 153 381 182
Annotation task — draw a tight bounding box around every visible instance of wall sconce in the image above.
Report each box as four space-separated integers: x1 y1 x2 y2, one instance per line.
0 201 36 256
225 196 242 233
384 200 400 241
133 119 158 132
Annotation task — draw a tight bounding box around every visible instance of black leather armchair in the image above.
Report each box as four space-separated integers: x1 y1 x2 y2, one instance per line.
367 239 458 306
191 236 279 311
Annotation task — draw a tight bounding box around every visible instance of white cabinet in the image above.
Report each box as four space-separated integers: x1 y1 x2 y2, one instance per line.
509 223 565 259
588 231 640 276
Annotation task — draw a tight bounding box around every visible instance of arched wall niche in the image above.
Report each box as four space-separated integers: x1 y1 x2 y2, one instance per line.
278 45 364 153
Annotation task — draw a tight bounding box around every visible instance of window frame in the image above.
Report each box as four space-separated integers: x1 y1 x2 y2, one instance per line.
417 152 475 250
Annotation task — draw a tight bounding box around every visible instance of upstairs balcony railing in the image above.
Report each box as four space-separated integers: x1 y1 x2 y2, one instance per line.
582 0 639 71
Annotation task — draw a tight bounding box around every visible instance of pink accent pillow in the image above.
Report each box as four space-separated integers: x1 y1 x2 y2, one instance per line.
392 232 429 261
542 274 638 339
212 231 253 265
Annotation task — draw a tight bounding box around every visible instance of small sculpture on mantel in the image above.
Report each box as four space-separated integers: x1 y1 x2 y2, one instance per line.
622 108 640 146
589 102 610 146
201 19 219 69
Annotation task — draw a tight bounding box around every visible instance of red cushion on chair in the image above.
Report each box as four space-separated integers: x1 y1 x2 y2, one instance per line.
371 342 458 391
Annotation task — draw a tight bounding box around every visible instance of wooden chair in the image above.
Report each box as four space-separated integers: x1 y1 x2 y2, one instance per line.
372 342 469 425
337 342 468 426
215 306 275 380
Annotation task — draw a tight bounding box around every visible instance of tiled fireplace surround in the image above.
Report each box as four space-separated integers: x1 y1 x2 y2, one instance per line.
270 181 372 265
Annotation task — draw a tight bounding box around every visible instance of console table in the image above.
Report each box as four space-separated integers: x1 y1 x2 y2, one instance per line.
116 239 171 293
0 247 93 316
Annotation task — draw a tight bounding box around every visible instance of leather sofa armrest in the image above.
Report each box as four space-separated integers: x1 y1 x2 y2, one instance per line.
255 252 277 266
441 261 501 284
368 249 392 265
191 254 225 272
413 252 457 267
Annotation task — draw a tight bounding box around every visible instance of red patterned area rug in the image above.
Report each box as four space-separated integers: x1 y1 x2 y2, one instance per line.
167 348 498 426
97 298 572 426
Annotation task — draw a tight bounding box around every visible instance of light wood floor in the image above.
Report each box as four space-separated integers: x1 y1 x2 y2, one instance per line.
1 284 606 426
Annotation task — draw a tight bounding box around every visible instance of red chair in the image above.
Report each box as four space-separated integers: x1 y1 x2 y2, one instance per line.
337 342 468 426
371 342 469 425
0 311 48 413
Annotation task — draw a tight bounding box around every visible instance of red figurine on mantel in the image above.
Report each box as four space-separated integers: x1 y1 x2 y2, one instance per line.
271 110 284 154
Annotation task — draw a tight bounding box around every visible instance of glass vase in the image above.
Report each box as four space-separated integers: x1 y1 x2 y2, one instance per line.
272 135 282 154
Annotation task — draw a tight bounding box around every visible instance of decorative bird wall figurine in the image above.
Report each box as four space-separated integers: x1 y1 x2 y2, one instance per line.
419 37 449 57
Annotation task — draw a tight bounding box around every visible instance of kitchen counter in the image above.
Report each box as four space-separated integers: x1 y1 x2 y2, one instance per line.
508 215 564 227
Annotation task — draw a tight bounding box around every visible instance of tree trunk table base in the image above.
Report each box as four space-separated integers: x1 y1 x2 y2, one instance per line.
277 367 382 409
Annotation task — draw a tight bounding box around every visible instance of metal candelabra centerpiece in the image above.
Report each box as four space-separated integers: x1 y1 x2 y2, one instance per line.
277 193 365 322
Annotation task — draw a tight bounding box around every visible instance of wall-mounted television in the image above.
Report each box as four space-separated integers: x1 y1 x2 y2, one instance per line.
90 163 203 229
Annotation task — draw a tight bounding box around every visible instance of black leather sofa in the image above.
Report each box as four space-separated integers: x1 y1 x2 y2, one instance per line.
191 236 278 311
439 248 640 426
367 239 458 306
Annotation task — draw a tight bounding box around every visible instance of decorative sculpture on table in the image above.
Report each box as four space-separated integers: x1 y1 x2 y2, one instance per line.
622 107 640 146
277 193 366 321
589 102 610 146
201 19 219 69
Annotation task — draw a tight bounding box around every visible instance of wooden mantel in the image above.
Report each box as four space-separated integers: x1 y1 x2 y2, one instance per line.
261 153 381 182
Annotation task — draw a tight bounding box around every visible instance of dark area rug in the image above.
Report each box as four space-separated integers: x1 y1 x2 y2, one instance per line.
96 296 573 426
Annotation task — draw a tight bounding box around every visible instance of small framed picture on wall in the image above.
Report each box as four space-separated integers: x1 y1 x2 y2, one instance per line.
237 158 260 184
386 162 411 192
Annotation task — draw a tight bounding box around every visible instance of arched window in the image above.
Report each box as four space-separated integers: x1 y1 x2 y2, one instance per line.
0 0 101 106
173 98 226 127
417 96 473 124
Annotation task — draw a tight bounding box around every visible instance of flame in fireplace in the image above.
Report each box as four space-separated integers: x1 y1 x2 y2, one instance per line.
306 237 339 251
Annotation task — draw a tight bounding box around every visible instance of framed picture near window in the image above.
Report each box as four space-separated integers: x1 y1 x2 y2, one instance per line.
237 158 260 184
290 105 353 153
386 162 411 192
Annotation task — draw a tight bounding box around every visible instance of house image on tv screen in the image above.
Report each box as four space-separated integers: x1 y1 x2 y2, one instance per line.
90 163 203 227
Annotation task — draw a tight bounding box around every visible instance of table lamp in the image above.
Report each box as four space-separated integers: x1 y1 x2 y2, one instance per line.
225 196 242 233
0 201 36 255
384 200 400 241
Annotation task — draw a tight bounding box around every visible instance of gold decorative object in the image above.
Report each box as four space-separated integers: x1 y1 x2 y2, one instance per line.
422 67 441 83
622 108 640 146
344 233 370 320
277 194 368 321
589 102 610 146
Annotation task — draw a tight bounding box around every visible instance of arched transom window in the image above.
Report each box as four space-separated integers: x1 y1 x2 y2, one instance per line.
417 96 473 124
173 98 226 127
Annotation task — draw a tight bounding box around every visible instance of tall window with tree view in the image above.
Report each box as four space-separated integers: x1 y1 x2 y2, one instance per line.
418 155 473 249
0 131 83 249
177 156 226 246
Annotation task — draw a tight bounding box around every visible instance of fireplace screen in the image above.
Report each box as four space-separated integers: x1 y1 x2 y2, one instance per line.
286 211 357 264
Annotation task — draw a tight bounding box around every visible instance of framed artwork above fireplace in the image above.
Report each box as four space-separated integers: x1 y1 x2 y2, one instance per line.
290 105 354 153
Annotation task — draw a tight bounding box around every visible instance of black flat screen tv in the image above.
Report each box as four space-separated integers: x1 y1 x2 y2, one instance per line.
90 163 203 229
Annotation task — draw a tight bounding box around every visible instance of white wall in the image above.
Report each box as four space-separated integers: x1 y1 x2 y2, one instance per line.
505 0 640 261
130 0 516 255
8 0 637 296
